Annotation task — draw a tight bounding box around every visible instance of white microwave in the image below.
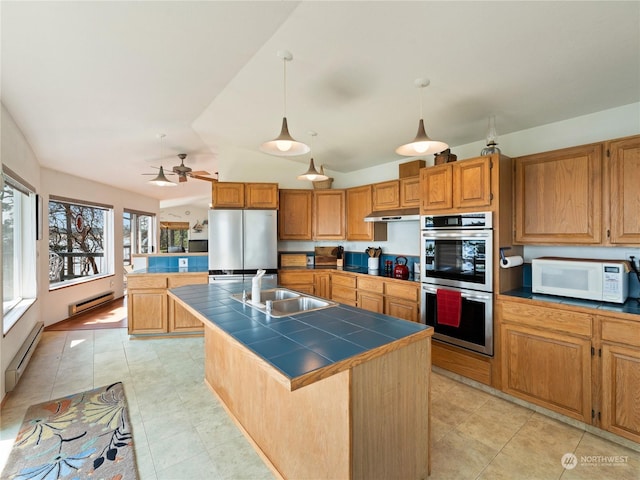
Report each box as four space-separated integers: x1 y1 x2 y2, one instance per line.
532 257 629 304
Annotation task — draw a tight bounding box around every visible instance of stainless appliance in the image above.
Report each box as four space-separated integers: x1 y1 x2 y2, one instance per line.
532 257 629 303
208 209 278 284
420 212 494 355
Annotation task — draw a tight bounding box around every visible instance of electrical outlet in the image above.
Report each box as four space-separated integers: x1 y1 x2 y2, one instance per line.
179 257 188 268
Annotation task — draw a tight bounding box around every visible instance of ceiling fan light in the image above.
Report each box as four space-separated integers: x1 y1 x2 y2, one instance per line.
260 117 310 156
395 118 449 156
297 157 328 181
148 166 177 187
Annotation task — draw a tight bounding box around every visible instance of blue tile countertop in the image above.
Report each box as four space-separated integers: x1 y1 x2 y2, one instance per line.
500 287 640 317
169 282 432 384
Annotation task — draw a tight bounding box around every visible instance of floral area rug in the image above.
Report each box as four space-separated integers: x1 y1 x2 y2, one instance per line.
1 382 137 480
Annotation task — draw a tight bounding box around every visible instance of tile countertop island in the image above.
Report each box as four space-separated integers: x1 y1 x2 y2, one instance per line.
168 282 434 480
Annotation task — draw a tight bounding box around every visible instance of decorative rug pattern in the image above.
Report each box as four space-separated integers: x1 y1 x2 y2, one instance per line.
1 382 137 480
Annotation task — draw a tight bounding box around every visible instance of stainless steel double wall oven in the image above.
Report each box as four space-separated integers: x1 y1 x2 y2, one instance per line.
420 212 494 356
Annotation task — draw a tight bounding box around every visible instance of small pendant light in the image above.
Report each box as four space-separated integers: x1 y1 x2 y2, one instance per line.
395 78 448 156
149 134 177 187
297 131 328 181
260 51 310 157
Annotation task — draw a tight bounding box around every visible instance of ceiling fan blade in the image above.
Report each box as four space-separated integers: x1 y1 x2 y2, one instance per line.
192 175 218 182
189 170 211 176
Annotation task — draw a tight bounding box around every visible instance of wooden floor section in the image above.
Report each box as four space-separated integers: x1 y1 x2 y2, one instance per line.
45 296 127 331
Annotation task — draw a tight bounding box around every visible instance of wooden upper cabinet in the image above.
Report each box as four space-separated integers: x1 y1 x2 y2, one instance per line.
453 157 492 209
399 176 421 208
420 163 453 211
515 143 602 244
313 190 346 240
607 135 640 245
372 180 400 211
279 189 312 240
421 157 492 213
346 185 387 241
212 182 245 208
245 183 279 209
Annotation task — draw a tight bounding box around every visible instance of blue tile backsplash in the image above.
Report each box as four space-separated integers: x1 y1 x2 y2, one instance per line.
147 255 208 269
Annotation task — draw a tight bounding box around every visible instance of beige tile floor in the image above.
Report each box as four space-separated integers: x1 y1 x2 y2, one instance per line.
1 328 638 480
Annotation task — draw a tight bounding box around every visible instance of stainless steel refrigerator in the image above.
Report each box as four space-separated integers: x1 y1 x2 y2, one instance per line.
208 209 278 283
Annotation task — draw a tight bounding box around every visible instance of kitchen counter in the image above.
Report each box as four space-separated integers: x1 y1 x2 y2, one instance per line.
128 265 208 275
168 282 433 479
279 264 421 283
499 287 640 317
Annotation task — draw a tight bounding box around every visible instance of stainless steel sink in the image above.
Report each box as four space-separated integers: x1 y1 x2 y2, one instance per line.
230 288 337 317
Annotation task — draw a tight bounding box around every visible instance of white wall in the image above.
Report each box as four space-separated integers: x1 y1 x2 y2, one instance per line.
41 168 159 325
1 105 42 400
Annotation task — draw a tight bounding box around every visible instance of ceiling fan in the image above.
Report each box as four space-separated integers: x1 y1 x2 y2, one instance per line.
172 153 217 183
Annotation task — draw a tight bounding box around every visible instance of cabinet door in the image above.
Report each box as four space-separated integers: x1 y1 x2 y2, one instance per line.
279 190 313 240
420 164 453 212
358 291 384 313
372 180 400 211
400 176 421 208
601 343 640 443
453 157 491 209
127 290 167 334
279 270 314 294
246 183 279 209
314 272 331 298
213 182 245 208
384 297 419 322
313 190 346 240
169 297 203 332
514 144 602 244
608 135 640 244
346 185 387 241
501 323 592 422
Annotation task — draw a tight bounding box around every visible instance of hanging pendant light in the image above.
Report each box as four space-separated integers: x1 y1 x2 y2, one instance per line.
260 50 310 156
297 131 328 181
395 78 448 156
149 134 177 187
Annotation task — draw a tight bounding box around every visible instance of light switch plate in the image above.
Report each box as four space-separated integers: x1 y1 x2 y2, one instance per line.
179 258 188 268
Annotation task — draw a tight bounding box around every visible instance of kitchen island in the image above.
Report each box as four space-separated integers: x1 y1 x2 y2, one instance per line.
169 282 433 480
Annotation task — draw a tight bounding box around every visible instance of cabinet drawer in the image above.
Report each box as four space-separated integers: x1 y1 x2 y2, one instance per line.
357 276 384 293
127 275 167 289
499 300 592 337
601 317 640 348
384 281 418 301
279 270 314 284
332 273 356 288
167 274 208 288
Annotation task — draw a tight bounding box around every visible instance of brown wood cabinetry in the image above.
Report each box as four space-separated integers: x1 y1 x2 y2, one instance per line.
331 272 357 306
314 271 331 298
372 180 400 211
598 315 640 443
128 272 207 335
313 190 346 240
384 281 420 323
279 190 313 240
607 135 640 244
278 270 315 294
399 176 421 208
212 182 278 209
345 185 387 241
357 276 384 314
420 156 491 213
514 144 602 244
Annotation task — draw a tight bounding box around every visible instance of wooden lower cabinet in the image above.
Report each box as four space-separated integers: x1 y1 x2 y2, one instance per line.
314 271 331 298
384 281 420 322
278 270 315 295
498 297 640 441
127 272 207 335
331 272 357 306
357 276 384 314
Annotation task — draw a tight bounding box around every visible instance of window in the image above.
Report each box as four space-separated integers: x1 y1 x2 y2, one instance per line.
124 209 156 265
48 196 114 288
2 169 37 334
159 222 189 253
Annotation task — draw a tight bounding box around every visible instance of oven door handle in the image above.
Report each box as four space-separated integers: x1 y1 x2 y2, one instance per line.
421 231 491 239
422 286 492 302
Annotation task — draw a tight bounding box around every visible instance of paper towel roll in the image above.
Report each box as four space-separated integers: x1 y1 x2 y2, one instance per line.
500 255 524 268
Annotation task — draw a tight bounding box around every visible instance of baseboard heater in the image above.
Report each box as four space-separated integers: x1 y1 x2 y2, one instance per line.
68 291 115 316
5 321 44 392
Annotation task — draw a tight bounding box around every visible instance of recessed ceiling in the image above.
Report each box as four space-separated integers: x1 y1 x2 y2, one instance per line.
2 1 639 204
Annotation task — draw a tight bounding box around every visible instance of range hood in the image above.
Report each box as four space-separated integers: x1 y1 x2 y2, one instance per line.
364 208 420 222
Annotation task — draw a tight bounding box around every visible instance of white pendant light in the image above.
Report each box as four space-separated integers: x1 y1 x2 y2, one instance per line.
297 132 328 181
149 134 177 187
260 50 310 157
395 78 448 156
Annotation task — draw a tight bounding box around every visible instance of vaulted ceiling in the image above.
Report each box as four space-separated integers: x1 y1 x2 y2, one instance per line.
2 1 639 204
